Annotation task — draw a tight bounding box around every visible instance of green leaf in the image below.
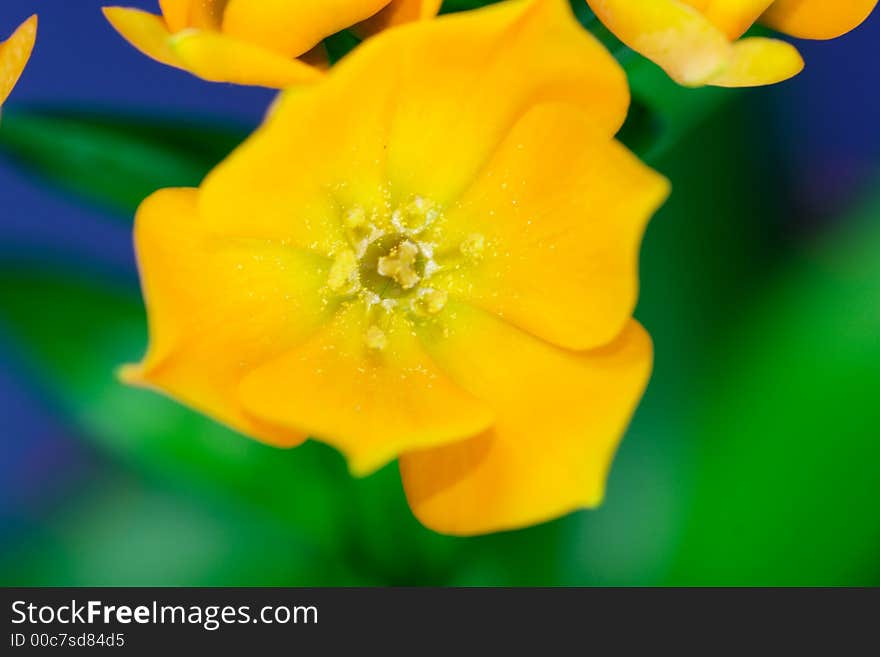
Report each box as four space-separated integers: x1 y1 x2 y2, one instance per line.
0 109 247 215
0 265 351 556
667 201 880 585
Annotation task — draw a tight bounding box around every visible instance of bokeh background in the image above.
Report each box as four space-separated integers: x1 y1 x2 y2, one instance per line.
1 0 878 586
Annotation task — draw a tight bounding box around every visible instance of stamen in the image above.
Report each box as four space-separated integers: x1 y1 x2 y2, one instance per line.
391 196 439 234
328 248 359 294
423 259 440 278
344 207 367 230
412 287 448 316
460 233 486 261
377 240 421 289
344 207 384 256
365 325 388 351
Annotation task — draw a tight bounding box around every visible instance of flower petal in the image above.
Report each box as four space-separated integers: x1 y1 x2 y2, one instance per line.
169 28 325 87
104 5 324 87
434 103 668 351
401 302 653 536
690 0 774 39
103 7 185 69
761 0 878 40
355 0 444 37
586 0 733 86
238 304 495 476
0 14 37 106
199 48 400 251
121 188 333 447
188 0 230 29
158 0 193 32
222 0 390 57
381 0 629 203
708 35 803 87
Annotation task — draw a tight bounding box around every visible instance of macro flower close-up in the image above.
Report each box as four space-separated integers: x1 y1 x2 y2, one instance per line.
2 0 880 597
120 0 669 536
0 14 36 106
586 0 878 87
102 0 442 87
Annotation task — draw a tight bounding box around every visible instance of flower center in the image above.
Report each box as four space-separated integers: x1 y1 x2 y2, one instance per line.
325 196 484 350
360 234 424 296
377 239 420 290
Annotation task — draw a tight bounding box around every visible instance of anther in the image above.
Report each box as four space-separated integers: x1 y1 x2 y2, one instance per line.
412 287 448 316
327 248 359 294
365 325 388 351
460 233 486 260
344 207 367 230
391 196 439 234
377 240 421 289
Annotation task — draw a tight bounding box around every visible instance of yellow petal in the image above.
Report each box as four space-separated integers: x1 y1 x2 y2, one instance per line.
384 0 629 203
708 35 803 87
199 46 401 250
222 0 390 57
188 0 230 29
686 0 774 38
762 0 878 40
435 103 669 351
401 303 653 536
104 5 324 87
238 304 494 476
0 14 37 105
103 7 185 69
355 0 444 38
586 0 733 86
158 0 193 32
170 28 325 87
121 188 333 448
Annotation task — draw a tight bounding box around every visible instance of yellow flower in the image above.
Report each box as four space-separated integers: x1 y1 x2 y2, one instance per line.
0 15 37 106
586 0 878 87
121 0 669 536
102 0 442 88
357 0 445 37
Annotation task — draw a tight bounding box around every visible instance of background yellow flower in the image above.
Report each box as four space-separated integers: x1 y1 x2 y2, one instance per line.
121 0 669 536
586 0 878 87
102 0 441 88
0 14 36 106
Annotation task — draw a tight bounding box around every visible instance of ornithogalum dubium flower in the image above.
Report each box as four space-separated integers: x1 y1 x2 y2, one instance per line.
0 15 37 106
121 0 670 536
586 0 878 87
102 0 442 87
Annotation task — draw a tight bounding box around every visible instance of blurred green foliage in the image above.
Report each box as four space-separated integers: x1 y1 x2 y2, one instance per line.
668 205 880 585
0 110 245 215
